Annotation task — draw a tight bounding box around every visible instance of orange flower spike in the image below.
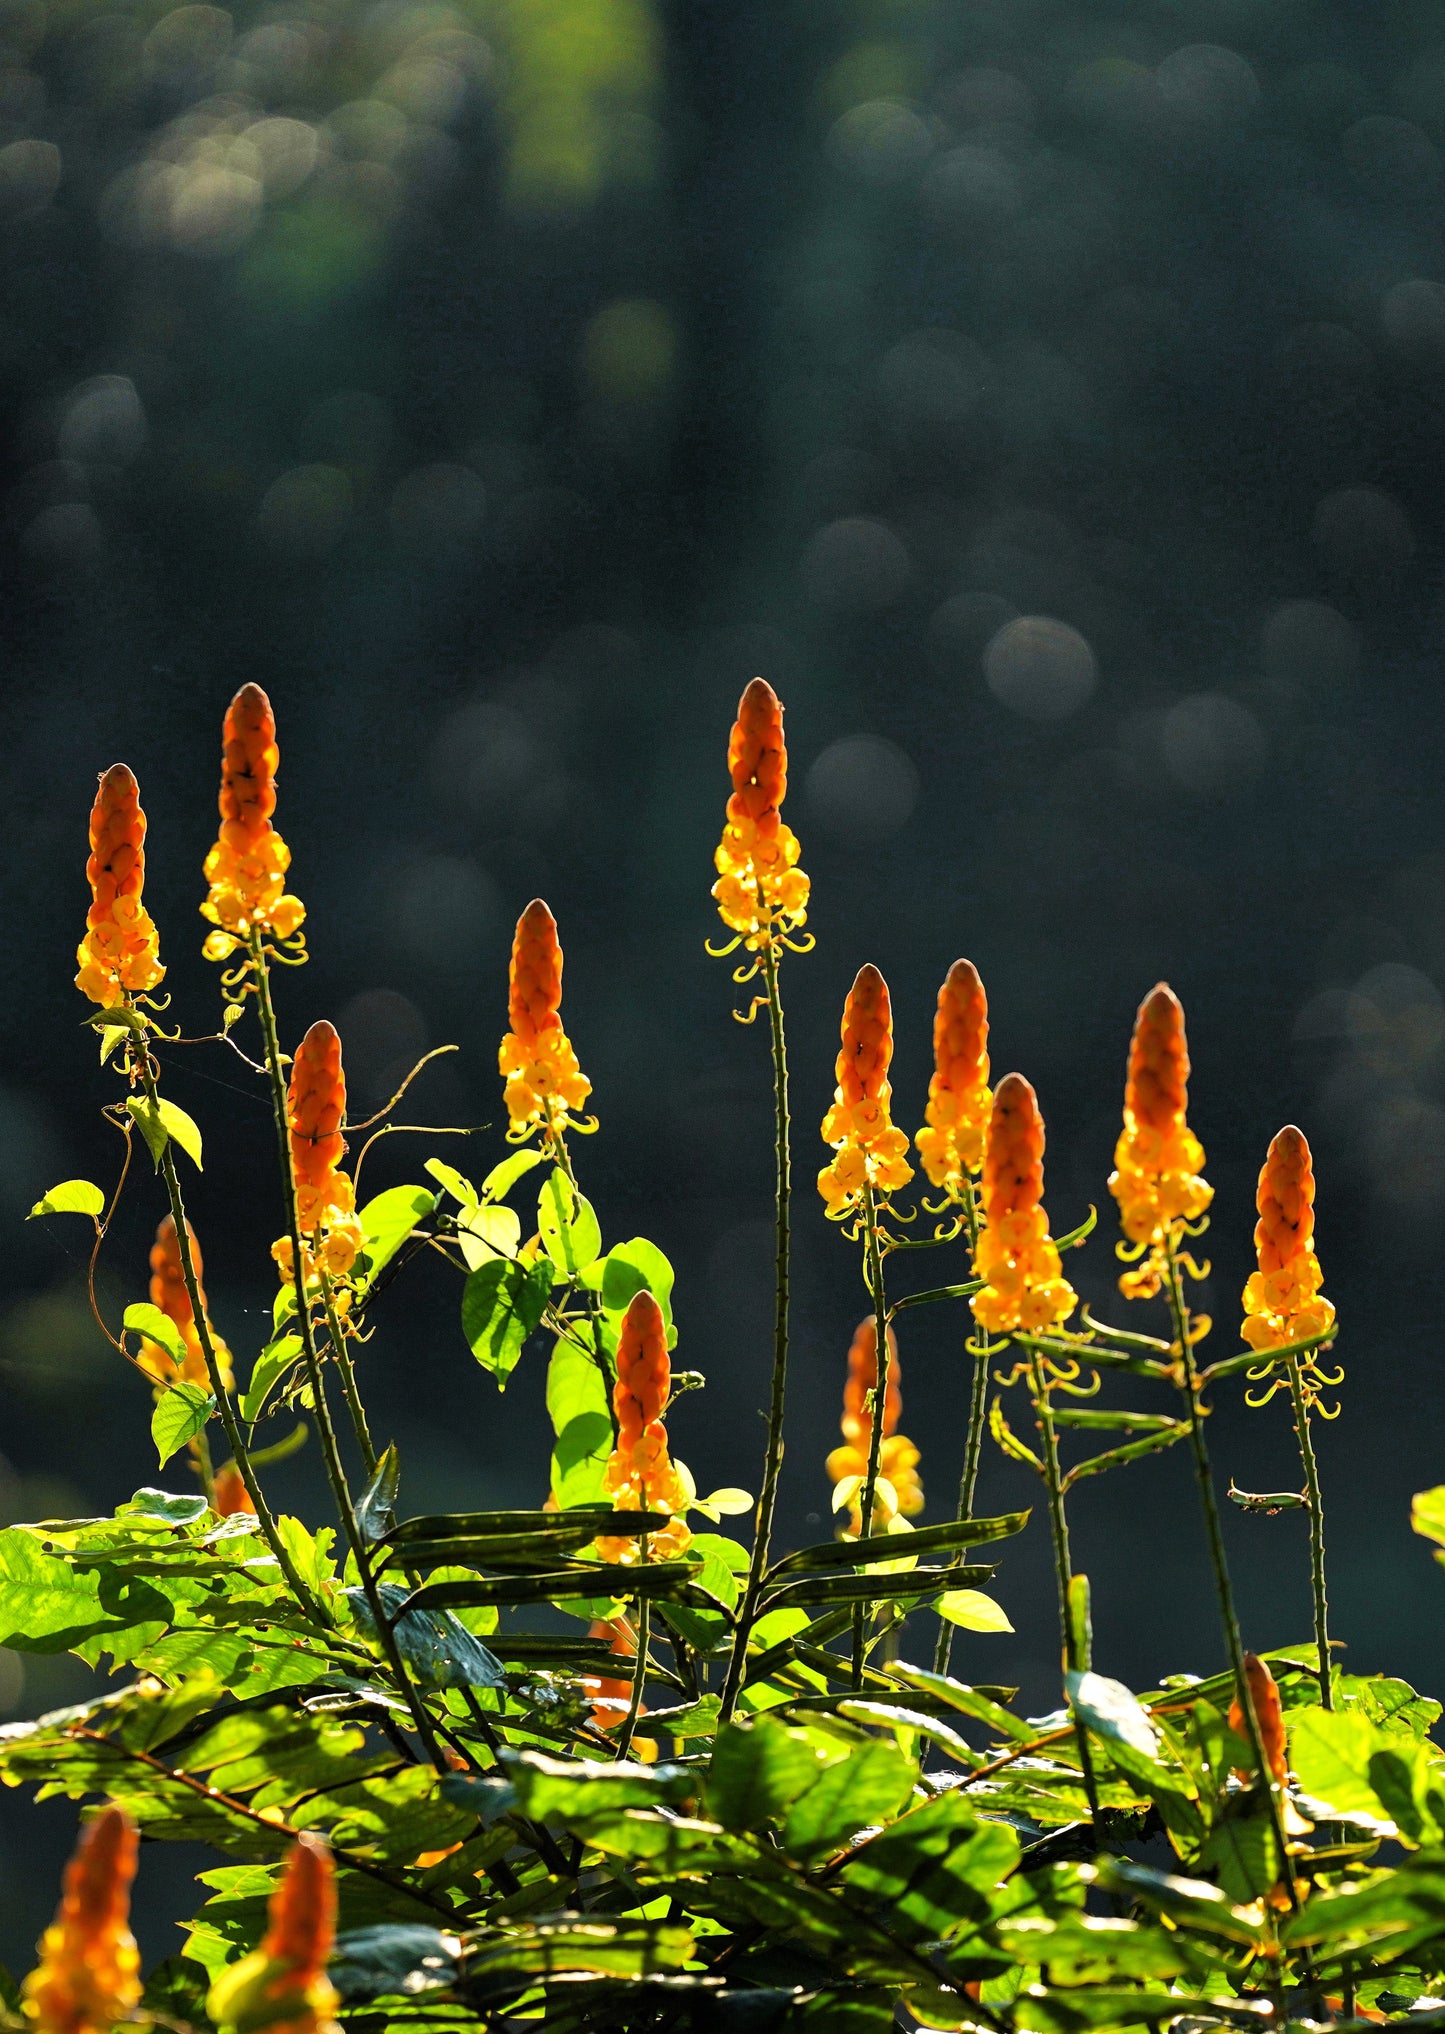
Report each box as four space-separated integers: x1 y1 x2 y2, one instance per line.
712 678 810 951
971 1073 1078 1335
1228 1652 1290 1789
22 1806 141 2034
1108 983 1213 1297
74 764 165 1010
498 899 592 1144
825 1317 923 1528
147 1215 232 1390
273 1021 363 1283
1241 1125 1336 1355
585 1616 638 1733
208 1837 340 2034
201 683 306 960
818 964 914 1215
915 959 992 1194
597 1292 692 1562
213 1462 257 1517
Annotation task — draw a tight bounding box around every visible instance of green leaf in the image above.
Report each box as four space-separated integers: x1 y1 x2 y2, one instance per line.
423 1158 477 1204
480 1147 547 1201
1067 1573 1092 1672
769 1510 1028 1576
354 1444 400 1544
762 1563 995 1613
345 1583 505 1690
1412 1485 1445 1549
331 1926 459 2003
355 1186 436 1292
503 1745 694 1823
152 1381 216 1467
781 1737 917 1861
462 1257 554 1386
123 1302 189 1371
27 1179 105 1220
1015 1988 1222 2032
1198 1805 1284 1906
547 1340 612 1508
239 1333 303 1424
706 1716 830 1830
1289 1707 1443 1842
599 1237 675 1326
126 1094 204 1170
1088 1857 1265 1946
456 1203 522 1269
538 1168 603 1278
937 1589 1013 1632
888 1662 1037 1742
1066 1670 1160 1758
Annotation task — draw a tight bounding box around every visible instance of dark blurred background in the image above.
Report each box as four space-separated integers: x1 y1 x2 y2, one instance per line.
3 0 1445 1966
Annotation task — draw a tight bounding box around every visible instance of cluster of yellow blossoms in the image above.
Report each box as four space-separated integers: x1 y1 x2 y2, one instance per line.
498 899 592 1147
272 1020 364 1285
22 1807 141 2034
597 1291 693 1563
201 683 306 962
825 1317 923 1534
1241 1125 1336 1356
1108 983 1213 1299
208 1837 341 2034
818 964 914 1216
712 678 809 952
915 958 992 1196
74 764 165 1010
146 1214 233 1391
971 1074 1078 1335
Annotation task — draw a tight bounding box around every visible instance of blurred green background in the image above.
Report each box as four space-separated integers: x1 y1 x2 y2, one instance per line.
4 0 1445 1966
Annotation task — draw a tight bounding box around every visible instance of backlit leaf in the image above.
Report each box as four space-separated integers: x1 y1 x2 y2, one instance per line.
152 1382 215 1468
27 1179 105 1220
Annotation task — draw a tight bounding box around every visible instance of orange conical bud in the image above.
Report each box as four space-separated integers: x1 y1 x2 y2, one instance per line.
272 1021 362 1282
598 1292 691 1562
213 1462 257 1517
1108 984 1212 1296
75 765 165 1010
201 685 306 960
22 1806 141 2034
208 1837 340 2034
498 900 591 1144
971 1073 1077 1334
825 1318 923 1528
915 959 992 1193
1241 1126 1335 1355
147 1215 232 1391
712 679 809 951
819 965 914 1215
1228 1652 1289 1788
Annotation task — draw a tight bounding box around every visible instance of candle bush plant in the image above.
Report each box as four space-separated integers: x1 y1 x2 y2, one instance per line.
5 681 1445 2033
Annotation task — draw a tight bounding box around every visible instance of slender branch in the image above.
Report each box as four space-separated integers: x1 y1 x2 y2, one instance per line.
1028 1353 1101 1824
1286 1354 1333 1710
720 940 791 1720
616 1596 650 1763
853 1179 891 1691
129 1024 322 1623
934 1337 991 1677
321 1269 378 1477
248 933 446 1773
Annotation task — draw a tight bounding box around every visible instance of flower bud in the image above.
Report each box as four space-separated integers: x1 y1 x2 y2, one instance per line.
75 765 165 1009
22 1806 141 2034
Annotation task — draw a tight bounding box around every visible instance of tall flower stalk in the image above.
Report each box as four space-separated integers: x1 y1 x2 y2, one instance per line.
712 679 811 1720
22 1807 141 2034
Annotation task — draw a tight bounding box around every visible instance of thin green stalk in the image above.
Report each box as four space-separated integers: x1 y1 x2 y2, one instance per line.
616 1596 650 1763
130 1028 322 1623
853 1180 891 1690
190 1427 217 1508
1028 1355 1101 1825
1164 1245 1297 1907
721 940 791 1721
249 934 446 1772
1285 1354 1333 1709
321 1270 378 1478
934 1338 991 1676
550 1125 618 1444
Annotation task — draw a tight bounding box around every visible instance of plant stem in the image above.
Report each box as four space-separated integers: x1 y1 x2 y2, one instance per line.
1164 1243 1297 1900
1285 1354 1333 1709
853 1180 891 1691
720 941 791 1721
934 1334 990 1677
616 1597 650 1762
130 1026 321 1623
321 1270 378 1478
1028 1354 1101 1825
249 934 446 1772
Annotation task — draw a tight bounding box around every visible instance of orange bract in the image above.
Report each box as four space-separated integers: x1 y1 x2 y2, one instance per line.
712 678 809 952
584 1616 638 1732
74 764 165 1010
971 1073 1077 1334
22 1806 141 2034
147 1214 232 1391
1228 1652 1289 1788
201 684 306 959
915 958 992 1194
825 1317 923 1531
498 899 592 1145
272 1020 363 1283
208 1838 340 2034
1108 983 1212 1297
818 964 914 1215
598 1291 691 1561
213 1462 257 1517
1241 1125 1335 1355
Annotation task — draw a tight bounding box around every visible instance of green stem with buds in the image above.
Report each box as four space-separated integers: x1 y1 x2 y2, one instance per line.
852 1179 891 1691
1285 1354 1333 1709
1028 1353 1101 1824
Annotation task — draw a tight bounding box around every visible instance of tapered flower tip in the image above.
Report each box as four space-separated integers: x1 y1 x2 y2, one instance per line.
299 1018 342 1059
849 962 888 1009
1138 980 1183 1030
944 957 983 999
264 1834 336 1966
229 681 274 724
992 1069 1039 1119
517 897 557 939
738 676 780 722
96 762 140 805
619 1288 666 1346
1267 1124 1309 1169
69 1805 138 1927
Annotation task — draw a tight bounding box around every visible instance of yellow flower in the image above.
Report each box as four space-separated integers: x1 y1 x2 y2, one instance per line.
201 684 305 959
75 765 165 1010
271 1021 364 1286
22 1807 141 2034
498 898 592 1146
1241 1125 1335 1355
825 1317 924 1533
818 964 914 1215
596 1292 693 1563
971 1074 1077 1335
1108 983 1212 1298
147 1214 233 1391
208 1837 340 2034
712 678 809 951
915 958 992 1195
